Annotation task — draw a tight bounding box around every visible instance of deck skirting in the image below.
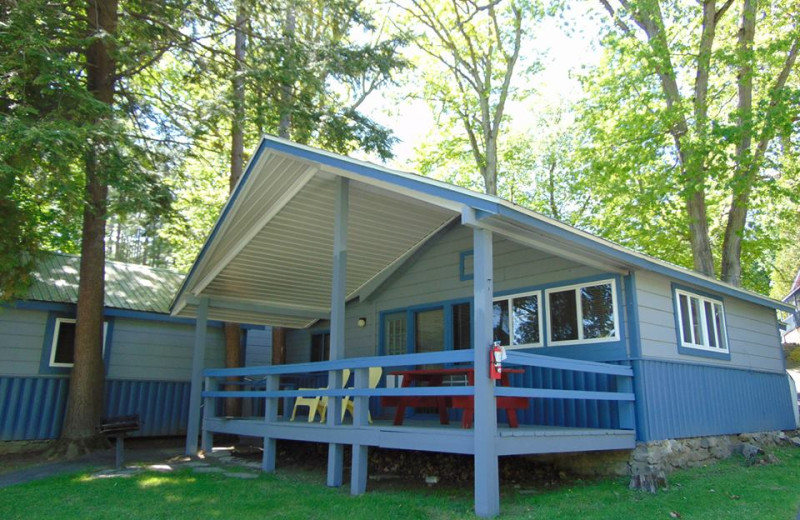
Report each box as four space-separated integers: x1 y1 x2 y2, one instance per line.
203 417 635 456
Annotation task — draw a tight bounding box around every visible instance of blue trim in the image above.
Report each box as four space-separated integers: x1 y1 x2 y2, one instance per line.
376 273 627 363
459 250 474 281
38 312 115 375
671 283 732 361
624 273 642 359
10 301 224 328
261 137 501 214
171 139 270 312
496 205 791 313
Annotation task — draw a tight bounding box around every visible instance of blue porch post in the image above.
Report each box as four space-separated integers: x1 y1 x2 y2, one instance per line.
473 227 499 518
327 177 348 487
186 296 208 455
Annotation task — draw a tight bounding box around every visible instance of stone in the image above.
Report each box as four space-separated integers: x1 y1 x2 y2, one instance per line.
737 443 764 466
629 470 668 493
183 461 210 468
790 437 800 447
223 472 259 479
193 466 224 473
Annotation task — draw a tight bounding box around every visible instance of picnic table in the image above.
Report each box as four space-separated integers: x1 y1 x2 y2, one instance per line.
381 367 528 428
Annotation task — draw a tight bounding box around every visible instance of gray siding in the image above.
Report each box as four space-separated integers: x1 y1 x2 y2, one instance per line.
635 271 783 373
245 327 273 367
108 318 225 380
286 225 611 361
0 308 48 376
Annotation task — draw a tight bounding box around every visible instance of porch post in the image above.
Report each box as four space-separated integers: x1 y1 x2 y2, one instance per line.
186 296 209 456
327 176 348 487
262 374 279 472
473 227 499 518
350 367 369 495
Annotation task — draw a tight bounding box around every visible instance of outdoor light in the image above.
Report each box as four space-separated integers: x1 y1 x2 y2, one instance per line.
357 317 367 328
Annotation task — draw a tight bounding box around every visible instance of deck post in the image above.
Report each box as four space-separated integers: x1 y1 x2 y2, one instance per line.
186 296 208 456
351 367 369 495
263 374 279 472
201 376 215 453
472 226 499 518
617 373 635 431
327 176 349 488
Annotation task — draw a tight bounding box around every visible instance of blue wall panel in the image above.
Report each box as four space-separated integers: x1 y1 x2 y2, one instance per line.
635 360 796 441
507 367 621 430
0 376 190 440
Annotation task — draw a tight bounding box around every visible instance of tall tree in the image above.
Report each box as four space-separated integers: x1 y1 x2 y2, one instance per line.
591 0 799 285
397 0 544 195
59 0 120 445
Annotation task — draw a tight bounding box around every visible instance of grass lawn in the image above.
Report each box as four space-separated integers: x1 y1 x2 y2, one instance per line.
1 447 799 519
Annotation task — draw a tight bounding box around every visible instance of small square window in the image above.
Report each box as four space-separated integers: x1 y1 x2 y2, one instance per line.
49 318 109 368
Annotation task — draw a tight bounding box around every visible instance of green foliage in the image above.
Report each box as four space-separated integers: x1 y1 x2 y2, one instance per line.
577 0 800 292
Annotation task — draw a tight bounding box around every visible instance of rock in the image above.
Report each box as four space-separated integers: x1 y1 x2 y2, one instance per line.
223 472 258 479
737 443 764 466
629 470 668 493
183 461 210 468
193 466 224 473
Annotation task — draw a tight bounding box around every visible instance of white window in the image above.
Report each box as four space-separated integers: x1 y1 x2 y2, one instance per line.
675 289 728 353
49 318 108 367
545 280 618 346
493 291 543 349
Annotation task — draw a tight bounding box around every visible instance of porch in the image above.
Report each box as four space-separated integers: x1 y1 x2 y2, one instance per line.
171 137 642 516
198 349 635 502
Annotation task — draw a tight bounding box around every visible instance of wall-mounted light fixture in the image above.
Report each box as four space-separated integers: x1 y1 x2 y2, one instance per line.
357 317 367 328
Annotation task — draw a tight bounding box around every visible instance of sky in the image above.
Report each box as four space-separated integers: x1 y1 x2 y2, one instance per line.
356 2 605 169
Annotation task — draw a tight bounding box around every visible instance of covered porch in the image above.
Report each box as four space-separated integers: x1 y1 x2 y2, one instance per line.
171 137 638 517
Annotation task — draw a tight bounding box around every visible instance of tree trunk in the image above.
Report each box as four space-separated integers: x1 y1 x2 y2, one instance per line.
272 327 287 366
483 135 498 196
721 0 757 286
223 0 248 417
60 0 117 446
278 4 296 138
686 188 716 277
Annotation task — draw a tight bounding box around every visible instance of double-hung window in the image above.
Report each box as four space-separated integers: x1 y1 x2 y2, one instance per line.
674 289 728 353
493 291 542 348
545 280 618 345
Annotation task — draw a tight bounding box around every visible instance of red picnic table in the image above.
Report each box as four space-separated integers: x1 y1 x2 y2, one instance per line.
380 367 528 428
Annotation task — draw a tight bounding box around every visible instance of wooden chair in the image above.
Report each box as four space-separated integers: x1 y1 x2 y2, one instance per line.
290 369 350 422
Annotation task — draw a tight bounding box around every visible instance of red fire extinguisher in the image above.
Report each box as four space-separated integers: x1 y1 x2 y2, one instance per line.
489 341 506 380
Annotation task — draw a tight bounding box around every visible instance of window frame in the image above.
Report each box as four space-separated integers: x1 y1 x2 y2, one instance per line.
673 287 730 356
544 279 619 346
48 318 109 368
492 290 543 349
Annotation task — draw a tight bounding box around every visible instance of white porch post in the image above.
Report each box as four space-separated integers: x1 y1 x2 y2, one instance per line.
186 296 209 456
327 177 348 487
473 227 499 517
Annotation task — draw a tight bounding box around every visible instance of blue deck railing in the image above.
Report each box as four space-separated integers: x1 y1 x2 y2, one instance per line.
201 350 635 432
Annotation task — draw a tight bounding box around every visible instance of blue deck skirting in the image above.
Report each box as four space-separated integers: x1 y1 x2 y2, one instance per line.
0 376 191 440
634 360 796 441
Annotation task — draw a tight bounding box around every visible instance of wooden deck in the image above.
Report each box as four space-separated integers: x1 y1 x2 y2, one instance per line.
204 415 636 457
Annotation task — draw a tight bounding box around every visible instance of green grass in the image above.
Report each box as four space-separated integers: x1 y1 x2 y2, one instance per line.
2 447 800 519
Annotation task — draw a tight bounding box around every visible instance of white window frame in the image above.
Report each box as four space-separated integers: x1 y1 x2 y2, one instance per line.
49 318 109 368
493 290 544 349
674 289 729 354
545 279 619 346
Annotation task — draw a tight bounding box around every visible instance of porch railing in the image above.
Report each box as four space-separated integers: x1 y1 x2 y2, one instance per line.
200 349 635 432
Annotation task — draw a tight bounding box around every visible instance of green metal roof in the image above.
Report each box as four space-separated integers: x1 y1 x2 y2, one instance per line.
27 253 185 314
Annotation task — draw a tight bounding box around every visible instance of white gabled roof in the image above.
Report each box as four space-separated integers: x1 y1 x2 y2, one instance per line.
171 135 791 326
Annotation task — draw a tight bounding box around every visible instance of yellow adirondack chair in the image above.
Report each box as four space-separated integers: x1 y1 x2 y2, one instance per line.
290 369 350 422
320 367 382 424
